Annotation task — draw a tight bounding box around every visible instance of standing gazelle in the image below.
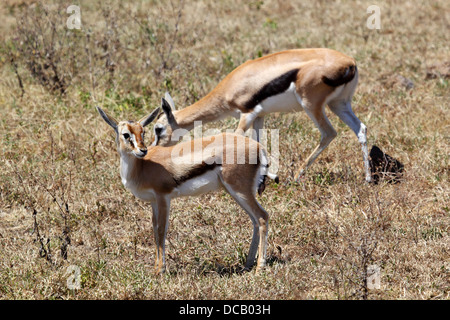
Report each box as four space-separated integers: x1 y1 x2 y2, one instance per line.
96 99 273 274
153 48 371 183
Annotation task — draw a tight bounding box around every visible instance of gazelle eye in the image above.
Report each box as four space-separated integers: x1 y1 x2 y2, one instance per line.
123 133 130 140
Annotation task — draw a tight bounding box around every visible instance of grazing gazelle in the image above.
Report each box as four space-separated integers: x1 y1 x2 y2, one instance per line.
96 99 273 274
153 48 371 183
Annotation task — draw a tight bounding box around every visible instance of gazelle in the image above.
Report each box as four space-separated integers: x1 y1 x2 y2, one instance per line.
96 99 273 274
153 48 372 183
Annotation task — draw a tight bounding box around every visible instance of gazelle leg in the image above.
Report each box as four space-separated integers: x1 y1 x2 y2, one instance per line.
253 116 265 142
253 116 279 182
329 101 372 183
236 105 263 137
255 215 268 271
245 214 261 269
294 104 337 181
151 196 170 274
221 181 269 271
242 198 268 271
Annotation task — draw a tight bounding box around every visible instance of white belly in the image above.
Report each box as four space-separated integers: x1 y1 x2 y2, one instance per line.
259 82 303 115
172 168 222 198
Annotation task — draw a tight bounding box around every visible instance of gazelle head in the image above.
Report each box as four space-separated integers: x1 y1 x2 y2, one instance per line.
153 92 180 147
96 106 161 158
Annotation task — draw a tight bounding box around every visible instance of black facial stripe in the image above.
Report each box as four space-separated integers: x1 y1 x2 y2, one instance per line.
244 68 299 109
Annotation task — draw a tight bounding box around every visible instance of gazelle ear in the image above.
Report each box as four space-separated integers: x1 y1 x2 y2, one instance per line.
164 91 176 110
138 107 161 127
161 98 178 128
96 106 118 132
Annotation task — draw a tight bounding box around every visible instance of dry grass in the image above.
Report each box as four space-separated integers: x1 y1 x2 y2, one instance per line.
0 0 448 300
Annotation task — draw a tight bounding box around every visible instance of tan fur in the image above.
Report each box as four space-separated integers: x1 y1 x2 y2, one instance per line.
97 106 271 274
123 132 263 194
156 48 355 136
153 48 371 182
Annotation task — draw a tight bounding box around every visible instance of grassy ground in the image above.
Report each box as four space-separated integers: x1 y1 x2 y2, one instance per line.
0 0 448 299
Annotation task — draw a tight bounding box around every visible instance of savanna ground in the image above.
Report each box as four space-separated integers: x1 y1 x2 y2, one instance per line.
0 0 448 300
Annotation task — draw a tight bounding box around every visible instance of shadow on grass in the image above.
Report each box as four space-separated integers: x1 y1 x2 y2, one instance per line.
282 169 357 187
211 253 290 277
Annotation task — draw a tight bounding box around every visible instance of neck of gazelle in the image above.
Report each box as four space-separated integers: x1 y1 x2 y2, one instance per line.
173 91 232 130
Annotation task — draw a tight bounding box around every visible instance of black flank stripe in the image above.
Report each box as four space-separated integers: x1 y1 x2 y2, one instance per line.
174 162 219 185
244 68 299 109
